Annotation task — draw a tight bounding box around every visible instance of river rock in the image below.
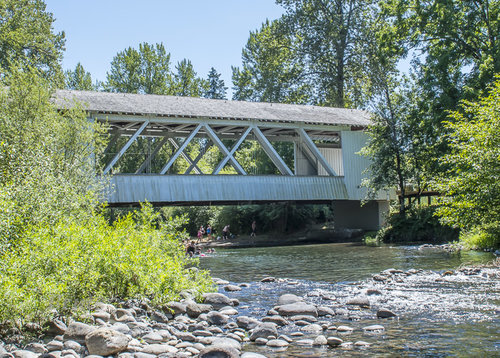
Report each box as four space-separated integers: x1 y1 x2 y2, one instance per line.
355 340 371 347
199 346 239 358
346 297 370 308
45 318 67 336
142 332 165 344
377 308 397 318
24 343 47 354
185 301 202 318
317 306 335 316
141 344 178 355
260 277 276 282
165 301 186 315
367 289 382 295
207 311 229 326
289 315 317 322
85 328 130 356
313 334 328 345
336 325 354 333
301 323 323 333
327 336 344 347
254 338 268 345
262 315 288 326
11 351 38 358
296 338 314 345
63 322 96 344
46 340 64 351
241 353 268 358
363 324 385 333
203 293 233 309
213 278 230 285
266 339 289 348
278 303 318 317
219 307 239 315
211 337 242 351
250 322 278 341
277 294 302 306
224 284 242 292
236 316 260 330
63 340 82 353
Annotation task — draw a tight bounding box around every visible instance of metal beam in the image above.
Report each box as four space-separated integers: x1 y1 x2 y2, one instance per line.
103 133 120 155
103 120 149 174
185 140 212 174
93 114 351 133
297 128 337 176
213 126 252 174
203 124 246 175
168 138 202 174
252 126 294 176
135 136 169 174
160 123 202 174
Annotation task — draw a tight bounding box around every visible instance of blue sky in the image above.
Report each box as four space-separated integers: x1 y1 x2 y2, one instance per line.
44 0 284 95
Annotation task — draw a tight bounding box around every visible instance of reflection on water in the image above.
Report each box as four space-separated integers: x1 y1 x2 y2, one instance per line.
198 243 499 357
199 243 492 283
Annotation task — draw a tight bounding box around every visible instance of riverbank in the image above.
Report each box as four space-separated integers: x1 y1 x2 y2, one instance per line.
197 223 365 249
3 258 498 357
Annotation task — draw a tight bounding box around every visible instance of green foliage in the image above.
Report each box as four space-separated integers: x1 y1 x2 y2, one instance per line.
0 204 214 330
205 67 227 99
165 203 333 237
277 0 378 107
0 0 65 83
105 42 174 95
435 77 500 248
172 59 207 97
232 19 311 104
376 206 458 243
0 67 108 246
64 62 96 90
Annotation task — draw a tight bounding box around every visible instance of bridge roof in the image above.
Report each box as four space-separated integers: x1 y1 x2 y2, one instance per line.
54 90 371 128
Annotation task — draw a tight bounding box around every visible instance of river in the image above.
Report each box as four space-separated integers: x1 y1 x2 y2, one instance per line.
198 243 500 357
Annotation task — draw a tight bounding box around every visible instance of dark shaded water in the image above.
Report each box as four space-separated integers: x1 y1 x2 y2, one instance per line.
199 243 500 357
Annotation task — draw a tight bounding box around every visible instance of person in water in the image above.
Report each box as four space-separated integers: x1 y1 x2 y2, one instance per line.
186 241 196 257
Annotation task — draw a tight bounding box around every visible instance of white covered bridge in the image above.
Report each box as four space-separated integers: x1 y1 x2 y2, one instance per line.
55 90 392 229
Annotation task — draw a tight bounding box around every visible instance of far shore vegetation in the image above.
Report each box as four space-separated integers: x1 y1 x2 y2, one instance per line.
0 0 498 336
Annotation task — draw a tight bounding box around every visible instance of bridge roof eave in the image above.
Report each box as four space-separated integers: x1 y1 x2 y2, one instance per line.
54 89 372 130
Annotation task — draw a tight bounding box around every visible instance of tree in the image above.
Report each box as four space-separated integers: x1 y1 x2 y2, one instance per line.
232 19 311 104
64 62 95 90
104 42 174 94
172 59 207 97
0 0 65 83
204 67 227 99
436 77 500 246
277 0 377 107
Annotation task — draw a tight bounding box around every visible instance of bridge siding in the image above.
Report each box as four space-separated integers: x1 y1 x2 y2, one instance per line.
109 175 350 205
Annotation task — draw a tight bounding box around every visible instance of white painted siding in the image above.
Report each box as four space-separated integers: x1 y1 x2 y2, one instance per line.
318 148 344 176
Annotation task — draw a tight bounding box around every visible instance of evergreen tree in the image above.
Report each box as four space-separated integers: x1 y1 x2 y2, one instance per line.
204 67 227 99
64 62 94 90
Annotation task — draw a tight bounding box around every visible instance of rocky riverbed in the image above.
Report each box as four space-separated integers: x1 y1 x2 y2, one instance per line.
1 262 498 358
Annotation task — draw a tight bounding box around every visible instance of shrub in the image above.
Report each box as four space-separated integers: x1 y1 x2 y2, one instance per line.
0 204 214 332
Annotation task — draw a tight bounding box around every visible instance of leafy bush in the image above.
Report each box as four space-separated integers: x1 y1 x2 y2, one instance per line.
0 203 214 331
377 205 458 244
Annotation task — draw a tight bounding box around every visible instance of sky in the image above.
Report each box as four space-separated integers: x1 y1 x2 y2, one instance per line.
44 0 285 96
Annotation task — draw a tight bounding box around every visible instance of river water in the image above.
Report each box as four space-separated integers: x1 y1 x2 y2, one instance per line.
198 243 500 357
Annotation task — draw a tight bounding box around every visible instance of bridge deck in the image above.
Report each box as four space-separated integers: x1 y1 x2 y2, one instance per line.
108 175 349 206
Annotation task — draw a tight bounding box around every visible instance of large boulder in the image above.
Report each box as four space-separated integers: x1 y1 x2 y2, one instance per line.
85 328 130 356
63 322 96 344
186 301 202 318
277 294 302 306
199 346 239 358
203 293 233 310
278 302 318 317
249 322 278 341
206 311 229 326
236 316 260 330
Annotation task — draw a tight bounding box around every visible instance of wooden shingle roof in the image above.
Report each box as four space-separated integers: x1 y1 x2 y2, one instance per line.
54 90 371 128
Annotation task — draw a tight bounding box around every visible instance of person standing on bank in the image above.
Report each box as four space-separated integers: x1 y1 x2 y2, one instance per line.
250 220 257 238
